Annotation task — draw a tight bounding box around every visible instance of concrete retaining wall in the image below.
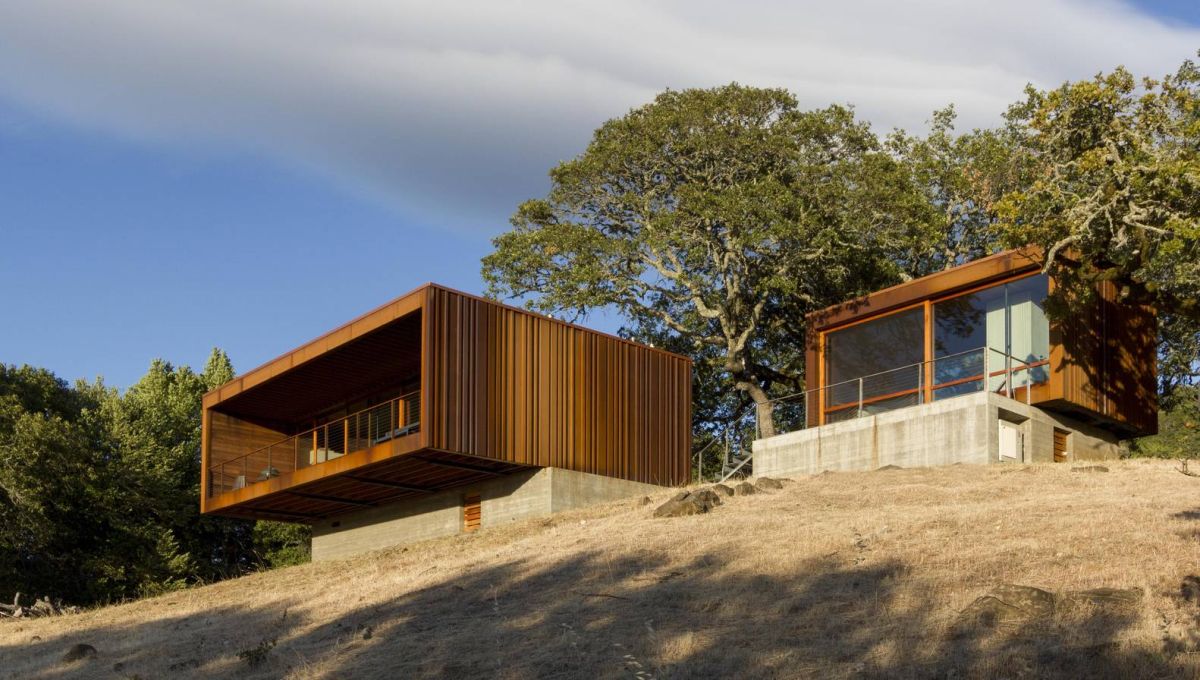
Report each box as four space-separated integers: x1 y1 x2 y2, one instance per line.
753 392 1123 478
311 466 665 561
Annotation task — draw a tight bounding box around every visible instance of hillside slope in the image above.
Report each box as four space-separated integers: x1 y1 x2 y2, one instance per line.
5 460 1200 679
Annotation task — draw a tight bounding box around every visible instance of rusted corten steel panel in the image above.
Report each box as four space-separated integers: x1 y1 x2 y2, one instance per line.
201 283 692 520
1050 280 1157 436
803 248 1157 437
807 248 1044 333
423 286 692 487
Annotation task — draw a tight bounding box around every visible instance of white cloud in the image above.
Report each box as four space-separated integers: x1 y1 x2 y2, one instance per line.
0 0 1195 230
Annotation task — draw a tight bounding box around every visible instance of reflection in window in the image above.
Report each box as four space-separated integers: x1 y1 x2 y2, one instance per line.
824 307 923 417
1007 275 1051 384
932 274 1049 399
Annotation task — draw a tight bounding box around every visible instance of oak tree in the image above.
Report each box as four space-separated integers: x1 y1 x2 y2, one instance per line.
483 85 930 436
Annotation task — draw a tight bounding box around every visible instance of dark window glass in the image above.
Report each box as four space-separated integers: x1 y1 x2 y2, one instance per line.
824 307 924 409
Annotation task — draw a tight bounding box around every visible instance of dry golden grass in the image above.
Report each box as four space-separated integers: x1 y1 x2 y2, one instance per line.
5 459 1200 679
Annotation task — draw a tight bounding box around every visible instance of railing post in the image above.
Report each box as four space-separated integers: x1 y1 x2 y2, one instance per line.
1027 361 1032 405
857 378 864 418
804 390 809 429
982 348 988 394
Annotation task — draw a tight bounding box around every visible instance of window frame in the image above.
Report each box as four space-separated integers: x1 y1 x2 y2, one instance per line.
818 271 1051 424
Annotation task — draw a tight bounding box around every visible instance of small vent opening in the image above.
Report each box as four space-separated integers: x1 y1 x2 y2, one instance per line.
1053 428 1070 463
463 493 481 533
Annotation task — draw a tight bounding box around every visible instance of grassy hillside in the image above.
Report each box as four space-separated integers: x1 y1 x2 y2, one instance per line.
5 459 1200 679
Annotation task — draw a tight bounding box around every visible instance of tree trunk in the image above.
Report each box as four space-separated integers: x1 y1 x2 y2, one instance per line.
737 380 776 439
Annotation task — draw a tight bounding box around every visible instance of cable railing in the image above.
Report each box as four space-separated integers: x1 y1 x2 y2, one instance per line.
208 391 421 497
754 347 1047 440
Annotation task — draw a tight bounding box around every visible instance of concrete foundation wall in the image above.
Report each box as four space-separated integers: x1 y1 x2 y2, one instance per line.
753 392 1124 478
549 467 664 513
311 466 665 561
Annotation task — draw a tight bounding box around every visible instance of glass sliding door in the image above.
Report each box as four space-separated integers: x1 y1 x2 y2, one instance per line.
1005 275 1051 387
931 274 1049 400
823 306 924 422
932 284 1005 399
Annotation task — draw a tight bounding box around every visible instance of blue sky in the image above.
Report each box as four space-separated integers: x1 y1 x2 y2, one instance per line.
1 1 1198 389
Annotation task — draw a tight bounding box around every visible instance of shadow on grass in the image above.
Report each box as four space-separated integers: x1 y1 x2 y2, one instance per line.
1 549 1188 679
1 599 300 679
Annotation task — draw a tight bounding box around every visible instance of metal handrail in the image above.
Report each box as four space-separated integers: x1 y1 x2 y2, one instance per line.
718 453 754 484
753 346 1045 439
210 390 421 496
766 346 987 407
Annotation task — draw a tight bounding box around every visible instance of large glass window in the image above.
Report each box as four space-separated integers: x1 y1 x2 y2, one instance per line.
819 273 1050 422
824 306 923 422
932 274 1049 400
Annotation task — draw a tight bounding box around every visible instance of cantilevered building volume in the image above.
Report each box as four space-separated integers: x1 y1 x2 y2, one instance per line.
201 284 692 560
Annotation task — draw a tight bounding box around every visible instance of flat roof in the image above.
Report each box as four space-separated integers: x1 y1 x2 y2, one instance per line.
203 282 690 409
808 246 1043 332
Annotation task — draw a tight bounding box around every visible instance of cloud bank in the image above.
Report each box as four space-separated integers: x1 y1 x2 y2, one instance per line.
0 0 1196 229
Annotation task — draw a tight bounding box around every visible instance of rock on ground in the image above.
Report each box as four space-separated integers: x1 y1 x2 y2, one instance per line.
61 643 97 663
653 488 724 517
958 583 1142 630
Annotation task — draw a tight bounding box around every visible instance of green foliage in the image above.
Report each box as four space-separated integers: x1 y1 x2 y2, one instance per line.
252 520 311 568
237 638 277 668
483 84 935 436
1131 386 1200 459
0 366 142 602
887 105 1028 275
0 348 307 606
488 67 1200 444
994 56 1200 392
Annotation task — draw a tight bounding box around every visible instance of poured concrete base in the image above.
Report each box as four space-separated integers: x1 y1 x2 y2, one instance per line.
753 392 1124 478
311 467 665 561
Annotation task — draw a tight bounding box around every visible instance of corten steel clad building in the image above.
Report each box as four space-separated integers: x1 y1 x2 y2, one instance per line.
753 247 1157 475
201 284 692 560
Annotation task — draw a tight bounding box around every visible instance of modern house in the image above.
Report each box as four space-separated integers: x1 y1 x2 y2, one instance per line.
201 284 691 560
753 247 1157 476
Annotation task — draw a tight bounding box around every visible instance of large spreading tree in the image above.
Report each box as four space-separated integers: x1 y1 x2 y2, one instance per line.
483 85 936 436
888 106 1028 276
995 57 1200 396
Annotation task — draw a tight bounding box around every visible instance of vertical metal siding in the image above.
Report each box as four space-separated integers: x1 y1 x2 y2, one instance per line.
1057 281 1157 435
425 287 691 486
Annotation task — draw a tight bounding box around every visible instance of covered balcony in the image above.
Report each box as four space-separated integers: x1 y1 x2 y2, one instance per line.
208 391 422 495
201 297 530 522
